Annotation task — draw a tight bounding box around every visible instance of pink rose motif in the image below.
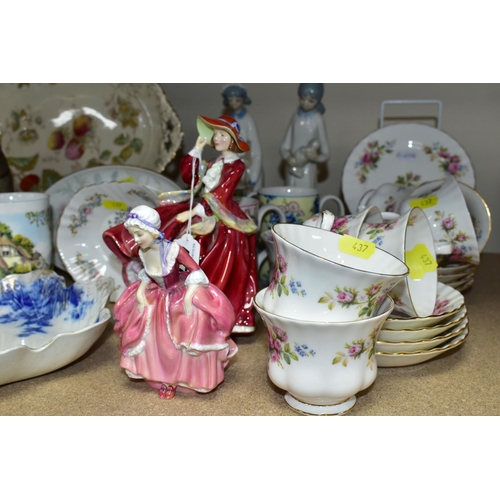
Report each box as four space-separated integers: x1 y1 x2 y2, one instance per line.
438 151 451 159
274 326 287 341
83 207 93 215
362 152 372 164
333 217 349 230
274 339 282 352
433 299 450 315
457 233 468 241
447 162 461 174
367 284 381 296
337 291 354 304
348 344 363 356
271 351 280 363
442 218 455 230
277 254 287 274
450 155 460 163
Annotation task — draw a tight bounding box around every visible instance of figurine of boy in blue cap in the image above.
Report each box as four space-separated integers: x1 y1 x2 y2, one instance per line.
222 84 263 192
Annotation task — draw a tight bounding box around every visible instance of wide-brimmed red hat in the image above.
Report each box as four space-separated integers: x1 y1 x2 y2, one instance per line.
197 115 250 152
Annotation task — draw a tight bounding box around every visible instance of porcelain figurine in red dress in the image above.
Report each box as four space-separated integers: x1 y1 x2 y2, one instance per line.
113 205 238 399
103 115 259 333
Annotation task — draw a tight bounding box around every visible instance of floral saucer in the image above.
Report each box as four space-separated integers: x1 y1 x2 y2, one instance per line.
56 181 158 302
376 315 468 353
375 327 469 367
386 282 465 329
378 305 467 342
341 123 476 213
47 165 179 269
0 83 182 192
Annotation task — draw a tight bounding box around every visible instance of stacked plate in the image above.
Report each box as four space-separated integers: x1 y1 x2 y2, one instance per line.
376 282 469 367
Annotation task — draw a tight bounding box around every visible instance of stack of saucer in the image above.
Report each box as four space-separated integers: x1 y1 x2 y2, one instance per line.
437 262 477 293
375 282 468 367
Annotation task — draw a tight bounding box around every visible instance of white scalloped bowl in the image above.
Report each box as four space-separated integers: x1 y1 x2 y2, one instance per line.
0 270 113 386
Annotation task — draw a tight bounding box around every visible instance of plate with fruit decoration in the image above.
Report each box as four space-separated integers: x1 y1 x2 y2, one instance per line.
341 123 476 213
0 83 183 192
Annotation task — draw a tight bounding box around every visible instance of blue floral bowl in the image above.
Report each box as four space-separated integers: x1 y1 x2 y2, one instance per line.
0 270 114 386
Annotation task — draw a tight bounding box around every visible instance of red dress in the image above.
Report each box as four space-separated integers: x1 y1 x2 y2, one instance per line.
103 151 258 333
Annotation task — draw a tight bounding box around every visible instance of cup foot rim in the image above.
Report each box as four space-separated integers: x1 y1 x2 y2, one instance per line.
284 393 356 416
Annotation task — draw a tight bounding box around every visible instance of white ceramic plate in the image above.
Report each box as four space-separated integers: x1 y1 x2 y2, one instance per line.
341 123 476 213
0 83 182 191
376 327 469 367
47 165 180 269
57 181 159 302
376 315 468 353
407 179 491 252
385 282 465 329
378 306 467 342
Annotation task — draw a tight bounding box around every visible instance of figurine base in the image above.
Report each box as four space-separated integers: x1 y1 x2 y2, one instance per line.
284 393 356 416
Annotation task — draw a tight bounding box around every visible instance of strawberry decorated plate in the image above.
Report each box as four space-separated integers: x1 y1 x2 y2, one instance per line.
0 83 183 192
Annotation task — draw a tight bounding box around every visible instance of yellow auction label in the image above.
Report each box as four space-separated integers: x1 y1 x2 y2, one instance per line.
339 234 376 259
409 194 438 209
118 177 136 183
103 200 128 211
405 243 438 280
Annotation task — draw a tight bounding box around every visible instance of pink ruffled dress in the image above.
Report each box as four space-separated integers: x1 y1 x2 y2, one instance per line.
113 239 238 393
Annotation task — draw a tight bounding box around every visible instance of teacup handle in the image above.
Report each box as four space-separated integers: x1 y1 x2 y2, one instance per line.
319 194 345 216
357 189 375 211
257 204 286 230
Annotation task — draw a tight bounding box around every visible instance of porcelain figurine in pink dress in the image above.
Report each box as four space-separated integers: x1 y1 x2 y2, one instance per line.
104 115 259 334
113 205 238 399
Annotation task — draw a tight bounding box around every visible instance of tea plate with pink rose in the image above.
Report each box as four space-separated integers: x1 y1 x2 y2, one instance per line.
0 83 182 192
341 123 475 213
384 282 465 330
375 326 469 367
376 314 468 353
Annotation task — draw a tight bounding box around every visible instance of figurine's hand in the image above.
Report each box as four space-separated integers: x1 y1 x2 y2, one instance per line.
183 285 199 316
137 291 150 313
195 136 208 150
176 210 192 223
286 155 297 167
306 149 319 161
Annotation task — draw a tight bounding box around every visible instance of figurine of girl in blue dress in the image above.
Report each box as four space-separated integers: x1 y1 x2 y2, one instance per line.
280 83 330 188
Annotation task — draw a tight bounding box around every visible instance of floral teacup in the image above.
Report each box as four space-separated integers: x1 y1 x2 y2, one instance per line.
262 223 408 322
358 206 438 317
254 290 395 415
304 206 385 238
397 176 479 265
251 186 345 233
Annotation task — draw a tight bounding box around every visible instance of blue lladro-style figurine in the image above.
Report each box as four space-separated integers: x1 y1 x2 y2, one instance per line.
222 84 263 193
280 83 330 189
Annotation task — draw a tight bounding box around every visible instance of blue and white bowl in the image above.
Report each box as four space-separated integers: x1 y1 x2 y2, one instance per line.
0 270 113 386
